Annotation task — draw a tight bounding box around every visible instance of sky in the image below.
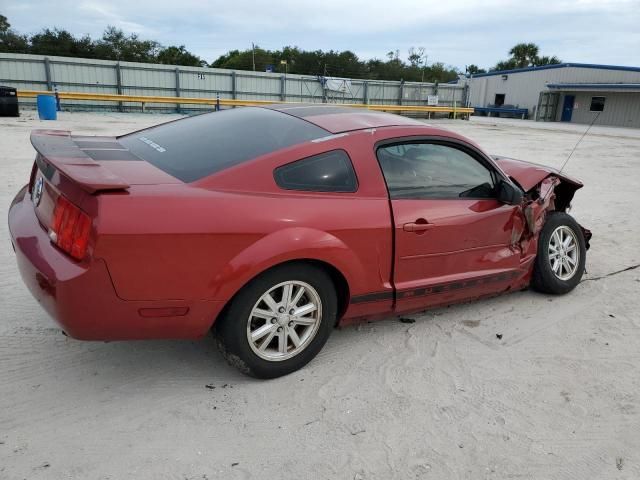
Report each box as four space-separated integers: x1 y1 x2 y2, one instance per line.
2 0 639 69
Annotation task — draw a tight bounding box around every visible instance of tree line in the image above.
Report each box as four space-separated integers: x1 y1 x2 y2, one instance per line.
0 16 206 67
1 14 560 81
211 46 459 82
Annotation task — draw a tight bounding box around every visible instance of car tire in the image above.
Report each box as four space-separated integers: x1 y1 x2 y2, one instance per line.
531 211 587 294
214 263 337 379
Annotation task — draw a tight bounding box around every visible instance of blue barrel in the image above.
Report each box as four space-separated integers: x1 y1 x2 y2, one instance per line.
36 94 57 120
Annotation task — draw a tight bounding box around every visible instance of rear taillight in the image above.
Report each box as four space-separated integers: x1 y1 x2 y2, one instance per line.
49 196 91 260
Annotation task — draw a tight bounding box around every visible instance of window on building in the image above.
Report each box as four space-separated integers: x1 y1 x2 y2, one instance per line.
494 94 505 106
274 150 358 192
590 96 606 112
376 143 496 200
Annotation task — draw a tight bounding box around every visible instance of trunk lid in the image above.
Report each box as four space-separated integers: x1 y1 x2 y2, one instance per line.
31 130 183 192
29 130 182 234
31 130 129 193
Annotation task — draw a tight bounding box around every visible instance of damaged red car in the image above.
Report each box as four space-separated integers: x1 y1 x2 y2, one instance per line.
8 105 591 378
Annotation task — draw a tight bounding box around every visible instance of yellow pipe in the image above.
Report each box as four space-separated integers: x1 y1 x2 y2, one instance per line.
16 90 474 114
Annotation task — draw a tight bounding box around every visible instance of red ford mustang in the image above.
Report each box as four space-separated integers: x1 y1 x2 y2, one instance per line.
9 105 591 378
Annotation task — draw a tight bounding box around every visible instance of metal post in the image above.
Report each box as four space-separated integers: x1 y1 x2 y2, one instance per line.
54 85 61 111
398 79 404 106
363 81 369 105
231 71 237 100
216 93 220 111
175 67 181 113
44 57 53 91
115 62 123 112
283 63 287 101
252 43 256 72
280 75 286 101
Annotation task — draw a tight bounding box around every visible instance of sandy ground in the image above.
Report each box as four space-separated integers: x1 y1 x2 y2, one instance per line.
1 111 639 480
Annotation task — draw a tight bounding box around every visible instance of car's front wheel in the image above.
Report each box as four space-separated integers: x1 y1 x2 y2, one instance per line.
214 263 337 378
531 211 587 294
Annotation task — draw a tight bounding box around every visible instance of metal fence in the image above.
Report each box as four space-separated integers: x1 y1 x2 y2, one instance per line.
0 53 467 113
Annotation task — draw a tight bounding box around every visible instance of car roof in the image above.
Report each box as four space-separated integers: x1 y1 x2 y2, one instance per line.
262 104 427 134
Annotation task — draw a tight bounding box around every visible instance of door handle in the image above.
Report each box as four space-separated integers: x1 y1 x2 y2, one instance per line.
403 221 434 232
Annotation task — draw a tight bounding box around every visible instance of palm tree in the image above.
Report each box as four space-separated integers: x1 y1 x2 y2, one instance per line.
509 43 539 68
535 55 562 66
491 43 561 72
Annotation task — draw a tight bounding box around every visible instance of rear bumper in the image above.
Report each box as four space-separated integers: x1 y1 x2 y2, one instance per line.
8 185 223 340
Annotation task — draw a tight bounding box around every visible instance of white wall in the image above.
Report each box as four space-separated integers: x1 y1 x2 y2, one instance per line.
467 65 640 118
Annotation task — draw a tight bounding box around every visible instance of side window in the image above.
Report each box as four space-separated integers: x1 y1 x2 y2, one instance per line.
274 149 358 193
377 142 496 199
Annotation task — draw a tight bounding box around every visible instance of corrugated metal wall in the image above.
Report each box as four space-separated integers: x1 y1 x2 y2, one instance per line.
467 65 640 124
0 53 466 112
558 92 640 128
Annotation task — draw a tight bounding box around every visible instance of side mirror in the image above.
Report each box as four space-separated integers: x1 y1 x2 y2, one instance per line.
497 180 524 205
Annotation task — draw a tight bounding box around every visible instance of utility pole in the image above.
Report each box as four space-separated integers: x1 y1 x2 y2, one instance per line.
252 42 256 71
421 54 428 83
280 59 288 98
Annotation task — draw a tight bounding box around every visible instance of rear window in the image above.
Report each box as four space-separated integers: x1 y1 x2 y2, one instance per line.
118 107 329 182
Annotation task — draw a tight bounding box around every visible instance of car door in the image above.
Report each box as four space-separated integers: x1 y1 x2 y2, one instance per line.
376 139 523 313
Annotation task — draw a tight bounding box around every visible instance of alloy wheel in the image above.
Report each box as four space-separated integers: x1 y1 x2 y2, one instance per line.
548 225 580 281
246 281 322 361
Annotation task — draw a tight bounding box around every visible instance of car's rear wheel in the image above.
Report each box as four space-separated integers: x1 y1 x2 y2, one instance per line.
214 263 337 378
531 212 586 294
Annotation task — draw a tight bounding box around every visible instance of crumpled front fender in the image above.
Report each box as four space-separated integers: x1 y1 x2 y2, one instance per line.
523 176 560 235
492 155 582 192
517 172 591 254
493 155 585 213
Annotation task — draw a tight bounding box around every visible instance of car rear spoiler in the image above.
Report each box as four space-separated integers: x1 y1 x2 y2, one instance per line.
30 130 129 193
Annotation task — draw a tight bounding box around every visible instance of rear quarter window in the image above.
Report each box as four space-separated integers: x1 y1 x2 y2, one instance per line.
118 107 328 182
274 150 358 193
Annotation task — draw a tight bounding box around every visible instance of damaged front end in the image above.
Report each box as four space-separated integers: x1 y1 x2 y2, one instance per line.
494 156 591 267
